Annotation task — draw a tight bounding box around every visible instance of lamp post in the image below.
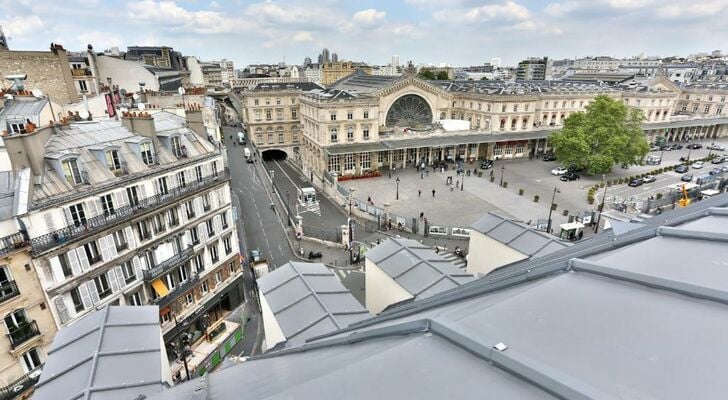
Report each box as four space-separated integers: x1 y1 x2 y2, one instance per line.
461 169 465 191
594 175 607 233
172 314 191 382
499 165 505 187
396 177 400 200
546 186 560 234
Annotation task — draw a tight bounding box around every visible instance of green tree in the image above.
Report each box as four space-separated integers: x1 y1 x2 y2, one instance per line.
480 76 489 81
549 95 649 174
419 70 436 80
436 71 450 80
654 135 666 147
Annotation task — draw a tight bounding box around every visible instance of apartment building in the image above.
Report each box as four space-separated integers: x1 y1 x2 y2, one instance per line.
676 82 728 118
2 110 243 366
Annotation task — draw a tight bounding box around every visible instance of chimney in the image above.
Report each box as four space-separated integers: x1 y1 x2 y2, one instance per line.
185 104 205 137
121 111 156 138
3 125 54 178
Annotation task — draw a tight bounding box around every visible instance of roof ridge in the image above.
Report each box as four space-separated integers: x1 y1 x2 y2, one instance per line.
289 262 344 330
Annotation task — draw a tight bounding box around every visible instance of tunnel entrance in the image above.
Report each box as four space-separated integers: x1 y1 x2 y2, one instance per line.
262 149 288 161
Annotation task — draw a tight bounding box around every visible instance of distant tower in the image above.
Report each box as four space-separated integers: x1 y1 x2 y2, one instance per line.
490 57 501 68
331 53 338 63
304 57 312 67
317 54 323 64
322 48 330 64
392 55 400 67
0 25 8 51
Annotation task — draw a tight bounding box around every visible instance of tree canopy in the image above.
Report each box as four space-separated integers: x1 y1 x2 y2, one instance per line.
418 70 436 80
436 71 450 80
549 95 649 174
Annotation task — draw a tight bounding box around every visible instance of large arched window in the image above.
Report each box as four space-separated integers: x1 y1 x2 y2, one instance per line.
385 94 433 127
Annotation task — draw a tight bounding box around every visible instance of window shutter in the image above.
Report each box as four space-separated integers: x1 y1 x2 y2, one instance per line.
114 266 125 288
183 231 192 247
132 257 143 280
78 284 92 309
85 200 98 218
105 235 118 258
87 280 101 304
49 256 66 283
54 296 71 324
95 198 104 216
125 226 137 249
214 215 222 235
99 236 111 262
43 212 56 232
63 207 74 226
179 205 188 224
115 190 128 210
138 184 147 200
67 250 82 275
194 198 203 216
198 223 207 242
210 190 219 208
108 269 120 292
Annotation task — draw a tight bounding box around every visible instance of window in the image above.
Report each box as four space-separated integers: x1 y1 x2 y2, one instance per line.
122 260 136 284
267 131 274 144
215 271 222 284
171 136 183 157
127 292 142 306
363 110 369 119
161 312 170 324
211 162 219 177
140 142 154 165
221 212 229 229
493 143 502 156
344 154 355 171
209 244 219 263
347 111 353 120
105 150 121 171
291 109 297 119
59 253 73 278
501 104 507 112
361 153 371 169
62 158 83 185
195 165 203 182
265 98 270 105
253 99 259 106
692 104 699 112
562 101 566 108
78 80 88 92
278 133 284 143
201 280 209 295
206 219 215 237
94 274 111 299
157 177 169 195
717 106 724 115
136 220 151 241
193 254 204 273
84 241 102 264
190 226 200 245
126 186 140 207
291 98 296 104
229 262 236 274
330 127 338 142
185 201 195 219
177 171 186 188
363 126 370 140
330 113 337 121
223 236 232 254
168 207 180 227
254 110 261 120
328 155 340 172
185 293 194 305
153 213 166 234
9 122 26 134
265 110 272 121
347 127 354 141
203 193 211 211
515 142 525 154
69 203 86 226
177 265 189 283
113 229 128 251
524 104 529 112
704 105 711 114
276 109 283 120
70 287 85 312
100 194 114 216
513 104 518 112
21 348 42 373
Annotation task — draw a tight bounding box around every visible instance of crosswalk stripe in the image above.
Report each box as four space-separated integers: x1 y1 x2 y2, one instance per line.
440 252 467 270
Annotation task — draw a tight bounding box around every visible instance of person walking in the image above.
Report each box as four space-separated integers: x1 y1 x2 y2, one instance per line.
418 189 422 198
432 189 436 197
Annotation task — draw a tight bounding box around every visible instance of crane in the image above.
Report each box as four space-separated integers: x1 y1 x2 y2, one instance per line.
678 184 691 208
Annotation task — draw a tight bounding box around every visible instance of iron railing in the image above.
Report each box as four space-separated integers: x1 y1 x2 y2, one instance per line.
30 171 230 255
0 367 42 400
0 232 29 257
0 281 20 305
143 247 195 282
7 321 40 349
152 274 199 309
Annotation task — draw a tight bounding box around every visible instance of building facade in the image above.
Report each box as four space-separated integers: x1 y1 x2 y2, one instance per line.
516 57 552 80
0 44 78 104
2 110 243 367
321 62 371 85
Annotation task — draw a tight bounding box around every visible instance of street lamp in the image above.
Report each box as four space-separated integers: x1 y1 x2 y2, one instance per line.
500 165 505 187
594 175 607 233
396 177 400 200
546 186 560 234
461 169 465 191
172 314 192 382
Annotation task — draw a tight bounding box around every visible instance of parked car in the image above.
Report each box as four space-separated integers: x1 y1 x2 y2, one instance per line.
551 166 568 175
642 175 656 183
675 165 689 173
681 174 694 182
560 172 580 181
249 249 262 263
722 166 728 173
709 168 722 175
711 156 724 164
692 161 705 169
480 159 494 169
659 146 671 151
650 145 660 151
672 144 683 150
628 178 643 187
708 144 726 151
543 153 556 161
687 143 703 149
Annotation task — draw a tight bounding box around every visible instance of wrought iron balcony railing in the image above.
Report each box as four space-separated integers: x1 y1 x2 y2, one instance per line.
0 367 42 400
0 281 20 305
143 247 195 282
0 232 29 257
30 171 229 255
7 321 40 349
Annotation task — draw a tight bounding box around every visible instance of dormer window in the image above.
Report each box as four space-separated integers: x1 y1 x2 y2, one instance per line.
9 121 26 134
105 150 121 171
62 158 83 185
140 142 155 165
171 136 185 158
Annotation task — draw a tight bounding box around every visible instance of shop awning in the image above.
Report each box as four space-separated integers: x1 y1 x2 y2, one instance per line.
151 279 170 297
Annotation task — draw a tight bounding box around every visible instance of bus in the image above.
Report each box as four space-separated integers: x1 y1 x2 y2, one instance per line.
298 187 316 205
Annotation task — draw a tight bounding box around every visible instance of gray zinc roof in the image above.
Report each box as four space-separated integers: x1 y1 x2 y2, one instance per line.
365 238 474 298
149 194 728 400
257 262 369 348
471 212 570 258
34 306 166 400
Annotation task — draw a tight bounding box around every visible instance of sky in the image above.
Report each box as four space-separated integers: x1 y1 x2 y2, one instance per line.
1 0 727 68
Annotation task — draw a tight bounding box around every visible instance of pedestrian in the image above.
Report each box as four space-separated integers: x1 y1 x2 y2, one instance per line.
456 180 459 188
418 189 422 197
230 135 232 140
441 167 444 174
420 212 424 219
490 170 494 178
450 184 454 192
432 189 436 197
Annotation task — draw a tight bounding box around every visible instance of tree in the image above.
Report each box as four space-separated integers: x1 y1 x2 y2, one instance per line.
549 95 649 174
654 135 666 147
436 71 449 80
419 70 436 80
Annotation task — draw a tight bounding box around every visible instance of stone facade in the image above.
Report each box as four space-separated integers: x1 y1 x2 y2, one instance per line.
0 48 77 104
321 62 372 85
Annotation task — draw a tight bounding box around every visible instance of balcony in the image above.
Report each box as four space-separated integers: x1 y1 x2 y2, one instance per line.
0 232 29 257
7 321 40 349
0 367 42 400
30 171 230 255
71 68 92 77
0 281 20 304
151 274 199 309
143 247 195 282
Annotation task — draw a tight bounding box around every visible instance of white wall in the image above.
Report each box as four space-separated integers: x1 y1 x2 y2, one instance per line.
466 230 528 275
365 258 413 315
62 95 110 121
259 290 286 352
187 57 205 86
96 55 159 93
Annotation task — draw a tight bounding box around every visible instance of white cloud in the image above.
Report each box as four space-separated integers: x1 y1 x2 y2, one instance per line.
657 1 728 18
292 31 313 42
126 0 244 34
434 1 531 24
209 1 221 9
76 31 123 49
0 15 44 37
353 9 387 25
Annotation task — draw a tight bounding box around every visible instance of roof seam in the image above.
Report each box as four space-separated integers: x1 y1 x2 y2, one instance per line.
289 262 344 330
83 305 111 400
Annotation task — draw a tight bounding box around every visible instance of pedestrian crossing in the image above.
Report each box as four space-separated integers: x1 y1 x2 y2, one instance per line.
300 201 321 216
440 251 467 270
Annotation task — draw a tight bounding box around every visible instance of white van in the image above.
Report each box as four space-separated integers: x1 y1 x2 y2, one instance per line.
244 148 251 158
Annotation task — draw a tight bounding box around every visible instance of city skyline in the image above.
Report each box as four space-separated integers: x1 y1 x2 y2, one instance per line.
1 0 727 68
